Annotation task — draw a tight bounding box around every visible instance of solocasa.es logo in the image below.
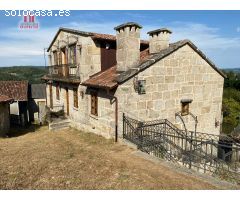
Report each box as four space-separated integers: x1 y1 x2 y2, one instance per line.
19 14 39 30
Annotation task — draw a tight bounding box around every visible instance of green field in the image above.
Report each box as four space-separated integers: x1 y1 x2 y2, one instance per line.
0 66 47 84
222 69 240 134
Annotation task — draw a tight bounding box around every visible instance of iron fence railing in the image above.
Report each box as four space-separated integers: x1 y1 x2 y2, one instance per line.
48 64 80 79
123 113 240 184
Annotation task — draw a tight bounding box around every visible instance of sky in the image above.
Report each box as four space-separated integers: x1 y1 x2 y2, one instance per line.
0 10 240 68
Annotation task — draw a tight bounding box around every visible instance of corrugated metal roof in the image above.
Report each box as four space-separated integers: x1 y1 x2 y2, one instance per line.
30 84 46 99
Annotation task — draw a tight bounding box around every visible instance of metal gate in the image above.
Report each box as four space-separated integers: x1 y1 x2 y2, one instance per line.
123 113 240 183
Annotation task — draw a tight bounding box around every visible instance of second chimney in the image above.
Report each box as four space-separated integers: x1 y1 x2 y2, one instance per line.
147 28 172 54
114 22 142 72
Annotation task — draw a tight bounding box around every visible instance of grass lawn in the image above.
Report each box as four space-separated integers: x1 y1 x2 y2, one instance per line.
0 126 238 189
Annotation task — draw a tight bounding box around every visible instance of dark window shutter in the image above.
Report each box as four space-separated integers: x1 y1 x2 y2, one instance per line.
56 84 60 100
73 88 78 108
91 92 98 116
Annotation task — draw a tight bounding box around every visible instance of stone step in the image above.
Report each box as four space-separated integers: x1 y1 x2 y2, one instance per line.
50 125 70 131
49 122 70 130
49 119 70 131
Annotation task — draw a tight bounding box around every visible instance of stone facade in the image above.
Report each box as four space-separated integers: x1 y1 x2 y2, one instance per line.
115 23 141 72
0 103 10 136
148 29 171 53
116 44 224 135
49 31 101 82
47 81 115 138
45 26 224 139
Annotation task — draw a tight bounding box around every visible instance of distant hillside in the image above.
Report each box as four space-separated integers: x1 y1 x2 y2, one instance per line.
222 70 240 134
222 68 240 73
0 66 47 84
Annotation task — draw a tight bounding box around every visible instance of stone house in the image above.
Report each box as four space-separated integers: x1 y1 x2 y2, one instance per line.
43 22 225 140
0 95 13 136
0 81 29 127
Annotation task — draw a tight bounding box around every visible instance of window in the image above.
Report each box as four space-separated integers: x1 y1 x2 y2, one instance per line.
73 88 78 108
181 103 189 116
180 99 192 116
91 92 98 116
56 84 60 100
53 51 58 65
137 80 146 94
69 44 77 65
59 50 62 65
60 47 67 65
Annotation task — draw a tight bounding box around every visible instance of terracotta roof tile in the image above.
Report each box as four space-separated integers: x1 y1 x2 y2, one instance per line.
91 33 149 45
0 95 13 103
82 49 150 89
82 66 118 89
140 48 150 62
0 81 28 101
91 33 116 41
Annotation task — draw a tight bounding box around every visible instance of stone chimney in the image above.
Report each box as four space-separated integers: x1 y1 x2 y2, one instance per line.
114 22 142 72
147 28 172 54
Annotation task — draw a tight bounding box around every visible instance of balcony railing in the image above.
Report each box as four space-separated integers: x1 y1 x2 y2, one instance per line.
48 64 80 79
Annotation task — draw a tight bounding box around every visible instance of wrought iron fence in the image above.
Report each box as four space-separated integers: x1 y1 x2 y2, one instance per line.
123 113 240 183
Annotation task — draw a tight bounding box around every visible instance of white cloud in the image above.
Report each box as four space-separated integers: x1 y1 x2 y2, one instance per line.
171 23 240 50
144 22 240 68
0 20 240 68
0 26 58 66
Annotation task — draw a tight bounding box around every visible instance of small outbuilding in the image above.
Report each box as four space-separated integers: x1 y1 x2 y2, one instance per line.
0 95 13 136
0 81 29 127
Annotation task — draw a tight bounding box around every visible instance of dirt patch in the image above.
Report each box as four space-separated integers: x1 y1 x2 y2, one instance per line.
0 127 238 189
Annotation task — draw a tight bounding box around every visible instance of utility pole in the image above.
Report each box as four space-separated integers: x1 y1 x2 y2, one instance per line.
43 48 47 69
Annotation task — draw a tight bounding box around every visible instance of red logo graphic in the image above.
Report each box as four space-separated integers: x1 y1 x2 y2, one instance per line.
19 14 39 30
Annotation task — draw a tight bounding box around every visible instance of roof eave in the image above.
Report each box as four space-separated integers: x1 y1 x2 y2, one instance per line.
185 40 227 79
117 40 226 84
47 28 94 52
81 82 118 90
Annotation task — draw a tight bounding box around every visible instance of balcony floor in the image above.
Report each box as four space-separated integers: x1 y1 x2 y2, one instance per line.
42 74 81 84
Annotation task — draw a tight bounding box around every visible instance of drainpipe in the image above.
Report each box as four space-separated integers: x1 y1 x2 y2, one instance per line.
106 89 118 143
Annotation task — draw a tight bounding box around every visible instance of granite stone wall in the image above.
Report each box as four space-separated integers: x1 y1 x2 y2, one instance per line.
49 31 101 82
46 32 224 139
116 44 224 136
116 26 141 72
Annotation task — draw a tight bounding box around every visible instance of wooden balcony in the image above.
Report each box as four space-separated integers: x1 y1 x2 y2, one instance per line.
45 64 81 83
48 64 80 78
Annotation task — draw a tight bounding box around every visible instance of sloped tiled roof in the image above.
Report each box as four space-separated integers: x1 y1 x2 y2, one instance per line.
47 27 148 52
0 95 13 103
82 49 150 89
82 39 226 90
91 33 116 41
82 66 118 90
117 39 226 83
0 81 28 101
